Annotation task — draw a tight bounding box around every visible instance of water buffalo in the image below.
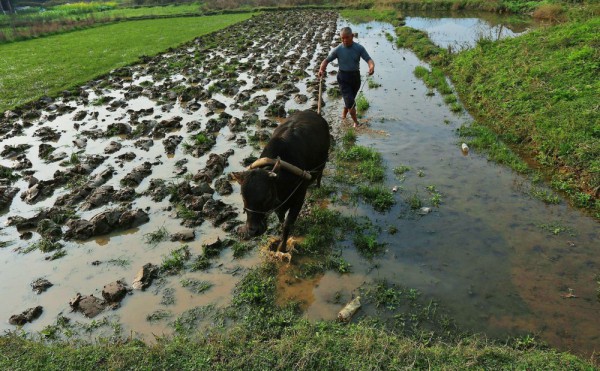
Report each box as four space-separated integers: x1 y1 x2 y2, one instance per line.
232 110 330 252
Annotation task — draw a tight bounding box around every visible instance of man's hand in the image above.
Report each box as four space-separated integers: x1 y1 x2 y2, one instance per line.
318 69 326 78
368 66 374 76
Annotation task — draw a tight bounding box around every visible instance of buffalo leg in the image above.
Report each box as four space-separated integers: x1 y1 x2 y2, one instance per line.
277 201 304 252
276 209 286 224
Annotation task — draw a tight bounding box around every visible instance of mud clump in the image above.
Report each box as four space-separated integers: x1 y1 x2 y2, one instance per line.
9 306 43 325
0 186 19 210
102 280 130 304
194 151 233 183
31 278 53 294
214 177 233 195
170 229 195 242
69 294 106 318
132 263 159 290
64 207 149 240
121 162 152 187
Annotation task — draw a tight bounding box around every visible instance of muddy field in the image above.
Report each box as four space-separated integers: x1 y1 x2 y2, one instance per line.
2 9 599 357
0 10 343 336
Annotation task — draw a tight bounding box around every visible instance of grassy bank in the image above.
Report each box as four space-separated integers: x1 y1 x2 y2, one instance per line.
450 17 600 215
0 13 252 113
0 321 593 369
392 9 599 217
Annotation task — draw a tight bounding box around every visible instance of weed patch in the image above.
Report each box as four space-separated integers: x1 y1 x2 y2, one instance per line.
355 185 396 212
161 245 191 274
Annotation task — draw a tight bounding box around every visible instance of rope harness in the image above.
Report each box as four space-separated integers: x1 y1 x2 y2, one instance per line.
317 76 323 115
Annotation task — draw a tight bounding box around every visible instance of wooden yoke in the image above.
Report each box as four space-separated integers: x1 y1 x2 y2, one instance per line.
248 157 312 180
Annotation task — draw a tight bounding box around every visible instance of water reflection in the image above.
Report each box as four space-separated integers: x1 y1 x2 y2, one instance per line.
404 13 532 49
329 17 600 357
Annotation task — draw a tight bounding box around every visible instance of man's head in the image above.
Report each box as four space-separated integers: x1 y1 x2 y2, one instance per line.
340 27 354 47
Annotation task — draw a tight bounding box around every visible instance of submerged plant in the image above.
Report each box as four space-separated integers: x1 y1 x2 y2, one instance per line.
180 279 213 294
356 185 395 211
143 226 169 247
353 232 386 258
161 245 191 274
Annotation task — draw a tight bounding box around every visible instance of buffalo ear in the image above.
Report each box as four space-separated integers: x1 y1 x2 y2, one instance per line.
230 171 247 184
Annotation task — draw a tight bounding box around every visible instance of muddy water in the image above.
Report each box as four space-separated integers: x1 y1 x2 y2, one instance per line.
0 10 598 357
0 11 338 339
311 16 599 356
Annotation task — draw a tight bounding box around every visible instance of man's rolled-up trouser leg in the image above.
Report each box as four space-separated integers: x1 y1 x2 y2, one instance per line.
337 71 361 109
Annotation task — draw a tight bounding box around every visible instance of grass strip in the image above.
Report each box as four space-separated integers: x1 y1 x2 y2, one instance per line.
450 17 600 214
0 13 252 113
0 322 592 369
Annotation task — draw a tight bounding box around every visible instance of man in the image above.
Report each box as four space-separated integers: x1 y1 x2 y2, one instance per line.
319 27 375 128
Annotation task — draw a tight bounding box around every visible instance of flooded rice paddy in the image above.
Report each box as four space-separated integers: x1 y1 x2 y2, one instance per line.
0 10 598 357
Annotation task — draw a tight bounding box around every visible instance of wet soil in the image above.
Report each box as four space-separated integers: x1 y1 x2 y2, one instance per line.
0 10 338 337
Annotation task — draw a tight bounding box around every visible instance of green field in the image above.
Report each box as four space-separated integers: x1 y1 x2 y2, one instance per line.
0 13 253 113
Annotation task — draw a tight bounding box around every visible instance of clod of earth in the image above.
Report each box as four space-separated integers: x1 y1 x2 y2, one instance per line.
69 293 106 318
120 162 152 187
170 229 195 242
31 278 53 294
214 177 233 196
163 135 183 155
132 263 159 290
104 141 122 154
194 151 232 183
64 207 149 240
0 187 19 210
9 306 43 326
102 280 130 304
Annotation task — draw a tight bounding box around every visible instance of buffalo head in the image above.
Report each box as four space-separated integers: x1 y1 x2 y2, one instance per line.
232 168 279 238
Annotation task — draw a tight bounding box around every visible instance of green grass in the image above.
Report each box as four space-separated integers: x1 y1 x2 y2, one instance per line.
335 145 384 185
353 231 386 258
340 8 402 25
161 245 191 274
180 279 213 294
368 77 381 89
142 226 169 247
326 86 341 98
0 318 592 369
355 185 396 212
396 26 449 66
450 17 599 214
458 122 530 174
0 13 252 113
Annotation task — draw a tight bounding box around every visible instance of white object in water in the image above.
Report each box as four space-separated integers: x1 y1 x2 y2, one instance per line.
461 143 469 154
338 296 361 322
418 207 432 215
